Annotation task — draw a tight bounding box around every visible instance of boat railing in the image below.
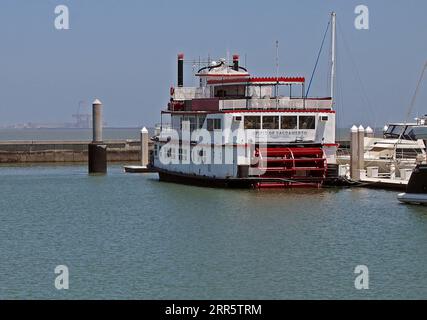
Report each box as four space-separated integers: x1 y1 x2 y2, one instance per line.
219 97 332 110
172 87 211 100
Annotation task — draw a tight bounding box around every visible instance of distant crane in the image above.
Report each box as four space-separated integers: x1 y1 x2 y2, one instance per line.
72 100 92 128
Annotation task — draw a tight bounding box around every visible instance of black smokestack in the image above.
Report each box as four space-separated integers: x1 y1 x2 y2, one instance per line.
178 53 184 87
233 54 239 71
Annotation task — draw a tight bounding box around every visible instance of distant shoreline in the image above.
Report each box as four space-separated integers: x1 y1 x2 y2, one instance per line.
0 127 150 130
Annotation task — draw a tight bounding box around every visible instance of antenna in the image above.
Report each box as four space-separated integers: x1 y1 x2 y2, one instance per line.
226 49 230 68
275 40 279 108
275 40 279 80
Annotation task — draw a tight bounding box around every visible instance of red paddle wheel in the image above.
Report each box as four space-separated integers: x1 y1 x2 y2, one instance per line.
252 147 327 188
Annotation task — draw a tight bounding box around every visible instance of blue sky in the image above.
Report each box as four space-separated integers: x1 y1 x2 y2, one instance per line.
1 0 427 128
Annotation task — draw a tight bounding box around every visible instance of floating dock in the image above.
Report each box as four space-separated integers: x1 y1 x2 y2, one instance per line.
359 176 408 191
124 165 156 173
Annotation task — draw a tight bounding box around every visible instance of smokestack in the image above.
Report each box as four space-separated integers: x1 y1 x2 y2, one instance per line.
233 54 239 71
177 53 184 87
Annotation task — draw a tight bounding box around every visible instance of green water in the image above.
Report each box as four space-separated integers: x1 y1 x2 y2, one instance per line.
0 164 426 299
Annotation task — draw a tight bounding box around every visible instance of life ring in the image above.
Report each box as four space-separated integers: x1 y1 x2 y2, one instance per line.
170 87 175 96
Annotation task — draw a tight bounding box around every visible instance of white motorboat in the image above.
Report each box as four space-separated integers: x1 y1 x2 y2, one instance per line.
397 164 427 204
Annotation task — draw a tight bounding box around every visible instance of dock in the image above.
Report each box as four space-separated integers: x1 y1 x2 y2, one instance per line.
359 177 408 191
124 165 156 173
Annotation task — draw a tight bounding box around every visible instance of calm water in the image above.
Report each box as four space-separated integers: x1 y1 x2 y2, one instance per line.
0 128 144 141
0 164 427 299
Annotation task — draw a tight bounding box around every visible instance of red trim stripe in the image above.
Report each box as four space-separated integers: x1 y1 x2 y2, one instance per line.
163 109 335 115
197 74 250 77
323 143 340 147
207 76 305 85
222 109 335 114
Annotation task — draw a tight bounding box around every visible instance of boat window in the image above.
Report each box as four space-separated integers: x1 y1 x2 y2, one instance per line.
178 148 188 161
391 125 404 135
384 125 395 134
207 118 222 131
172 116 181 130
247 85 273 98
214 85 246 98
198 115 207 129
262 116 279 129
244 116 261 129
281 116 298 129
181 116 197 132
299 116 316 129
408 127 427 140
190 117 197 132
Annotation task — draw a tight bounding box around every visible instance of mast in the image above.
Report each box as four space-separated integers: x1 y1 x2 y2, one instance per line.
275 40 279 108
330 12 336 105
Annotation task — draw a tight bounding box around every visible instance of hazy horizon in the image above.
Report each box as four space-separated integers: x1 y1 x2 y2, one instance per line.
1 0 427 128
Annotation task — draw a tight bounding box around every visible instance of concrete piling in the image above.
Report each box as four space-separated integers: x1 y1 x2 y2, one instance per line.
88 98 107 174
365 126 374 138
140 127 149 168
350 125 366 181
358 125 365 177
92 99 103 143
123 126 156 173
350 125 359 180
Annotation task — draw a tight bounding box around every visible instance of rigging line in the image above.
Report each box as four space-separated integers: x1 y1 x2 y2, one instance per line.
306 21 330 98
337 20 377 132
394 60 427 154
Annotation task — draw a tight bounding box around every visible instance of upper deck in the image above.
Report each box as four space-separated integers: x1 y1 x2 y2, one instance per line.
167 54 333 113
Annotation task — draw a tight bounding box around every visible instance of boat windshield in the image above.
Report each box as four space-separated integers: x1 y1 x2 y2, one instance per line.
384 125 409 138
407 126 427 140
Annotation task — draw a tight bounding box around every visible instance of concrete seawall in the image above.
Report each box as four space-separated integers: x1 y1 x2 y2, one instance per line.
0 140 349 164
0 140 153 163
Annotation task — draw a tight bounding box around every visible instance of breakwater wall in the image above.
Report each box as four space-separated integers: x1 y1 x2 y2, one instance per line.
0 140 153 163
0 140 349 164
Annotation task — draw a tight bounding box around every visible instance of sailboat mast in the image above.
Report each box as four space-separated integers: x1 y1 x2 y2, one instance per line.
330 12 336 105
